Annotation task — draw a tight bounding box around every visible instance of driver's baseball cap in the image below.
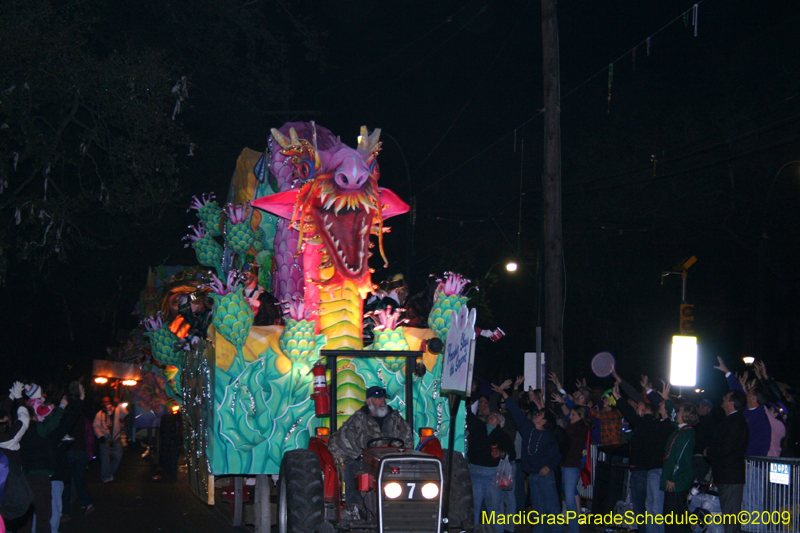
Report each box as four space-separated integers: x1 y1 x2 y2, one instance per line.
366 386 387 399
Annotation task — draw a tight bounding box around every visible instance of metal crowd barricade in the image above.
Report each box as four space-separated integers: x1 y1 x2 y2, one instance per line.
743 456 800 533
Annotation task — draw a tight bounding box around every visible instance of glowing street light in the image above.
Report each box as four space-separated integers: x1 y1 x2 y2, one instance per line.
670 335 697 387
505 262 518 272
94 377 108 384
742 356 755 365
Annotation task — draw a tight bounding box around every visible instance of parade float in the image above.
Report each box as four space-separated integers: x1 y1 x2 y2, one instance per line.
142 122 472 507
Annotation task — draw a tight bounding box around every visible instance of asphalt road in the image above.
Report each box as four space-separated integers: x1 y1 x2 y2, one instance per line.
58 445 249 533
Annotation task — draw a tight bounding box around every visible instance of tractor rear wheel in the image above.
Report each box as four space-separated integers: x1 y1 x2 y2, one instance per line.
442 449 474 530
278 449 325 533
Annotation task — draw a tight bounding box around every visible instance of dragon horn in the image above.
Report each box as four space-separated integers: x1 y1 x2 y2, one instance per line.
271 128 291 149
358 126 382 151
357 126 369 150
289 128 301 146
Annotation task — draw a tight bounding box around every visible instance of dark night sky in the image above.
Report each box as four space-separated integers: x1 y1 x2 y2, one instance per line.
3 0 799 398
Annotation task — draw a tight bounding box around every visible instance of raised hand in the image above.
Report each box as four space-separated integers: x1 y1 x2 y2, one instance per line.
514 375 525 389
78 383 86 400
713 356 730 374
531 389 544 409
611 369 622 383
612 382 621 400
575 378 587 390
9 381 23 400
737 371 748 391
499 379 512 391
491 383 509 399
550 392 564 404
548 371 561 389
660 382 671 400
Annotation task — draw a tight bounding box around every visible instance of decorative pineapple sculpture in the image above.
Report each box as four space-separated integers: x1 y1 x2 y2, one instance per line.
143 313 184 402
143 313 182 368
188 192 223 237
279 299 317 361
368 306 409 372
209 271 254 374
224 204 256 256
183 223 224 277
428 272 471 342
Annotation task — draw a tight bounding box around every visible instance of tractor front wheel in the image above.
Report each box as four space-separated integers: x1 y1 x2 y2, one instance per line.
278 449 325 533
443 449 474 531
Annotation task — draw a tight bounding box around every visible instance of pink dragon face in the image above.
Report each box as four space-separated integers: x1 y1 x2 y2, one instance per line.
253 126 409 283
309 146 380 278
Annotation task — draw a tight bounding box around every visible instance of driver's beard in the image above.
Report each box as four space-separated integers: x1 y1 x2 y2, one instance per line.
368 403 389 418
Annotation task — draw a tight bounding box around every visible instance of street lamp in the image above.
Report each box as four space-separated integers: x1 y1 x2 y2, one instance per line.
743 356 755 365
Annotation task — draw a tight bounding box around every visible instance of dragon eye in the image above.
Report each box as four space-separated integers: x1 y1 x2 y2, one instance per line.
298 161 311 181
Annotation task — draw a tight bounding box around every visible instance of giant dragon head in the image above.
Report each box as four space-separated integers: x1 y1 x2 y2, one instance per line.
252 125 409 287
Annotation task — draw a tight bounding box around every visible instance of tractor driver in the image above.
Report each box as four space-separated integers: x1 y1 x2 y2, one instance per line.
328 386 414 509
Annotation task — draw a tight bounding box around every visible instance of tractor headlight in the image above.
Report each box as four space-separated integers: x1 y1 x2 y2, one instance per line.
421 482 439 499
384 482 402 499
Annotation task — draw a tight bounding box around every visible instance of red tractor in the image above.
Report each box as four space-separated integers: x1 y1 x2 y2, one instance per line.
277 350 474 533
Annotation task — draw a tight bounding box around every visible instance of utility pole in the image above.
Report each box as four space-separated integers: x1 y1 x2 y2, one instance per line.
542 0 564 382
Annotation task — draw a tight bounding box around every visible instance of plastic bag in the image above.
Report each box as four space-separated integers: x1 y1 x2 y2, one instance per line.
493 456 515 491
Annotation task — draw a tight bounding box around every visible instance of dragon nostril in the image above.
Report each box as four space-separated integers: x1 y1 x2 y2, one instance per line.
335 172 349 187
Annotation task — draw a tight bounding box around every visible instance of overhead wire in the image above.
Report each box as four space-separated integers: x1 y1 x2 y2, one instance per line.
414 0 709 197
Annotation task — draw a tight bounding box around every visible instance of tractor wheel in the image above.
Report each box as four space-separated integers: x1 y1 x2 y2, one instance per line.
278 449 325 533
442 449 473 530
313 522 336 533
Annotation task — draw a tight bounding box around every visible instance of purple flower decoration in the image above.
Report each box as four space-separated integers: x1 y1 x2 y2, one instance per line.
187 192 216 212
437 272 471 297
182 223 206 247
282 298 313 321
225 203 251 224
368 306 407 331
143 313 165 332
207 271 241 296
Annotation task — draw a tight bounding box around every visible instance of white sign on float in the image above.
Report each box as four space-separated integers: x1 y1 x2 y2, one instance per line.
440 305 477 397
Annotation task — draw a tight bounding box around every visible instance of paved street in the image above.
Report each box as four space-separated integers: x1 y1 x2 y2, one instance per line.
59 445 249 533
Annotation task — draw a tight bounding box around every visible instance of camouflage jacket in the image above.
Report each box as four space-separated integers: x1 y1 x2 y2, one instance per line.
328 405 414 463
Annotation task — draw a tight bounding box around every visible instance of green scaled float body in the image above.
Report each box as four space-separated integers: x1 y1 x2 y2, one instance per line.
198 200 223 237
225 220 256 256
212 288 254 350
428 293 468 342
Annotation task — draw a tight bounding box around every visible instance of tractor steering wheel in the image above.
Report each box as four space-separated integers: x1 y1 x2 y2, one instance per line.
366 437 406 449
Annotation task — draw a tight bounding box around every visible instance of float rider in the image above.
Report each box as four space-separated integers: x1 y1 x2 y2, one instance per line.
327 386 414 510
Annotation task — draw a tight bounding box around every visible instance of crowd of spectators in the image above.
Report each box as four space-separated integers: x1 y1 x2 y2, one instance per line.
465 358 799 533
0 380 130 533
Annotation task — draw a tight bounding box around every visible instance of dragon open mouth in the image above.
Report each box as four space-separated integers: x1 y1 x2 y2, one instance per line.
312 206 374 279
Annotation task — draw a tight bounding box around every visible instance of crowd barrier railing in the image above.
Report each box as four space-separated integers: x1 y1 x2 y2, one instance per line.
743 456 800 533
